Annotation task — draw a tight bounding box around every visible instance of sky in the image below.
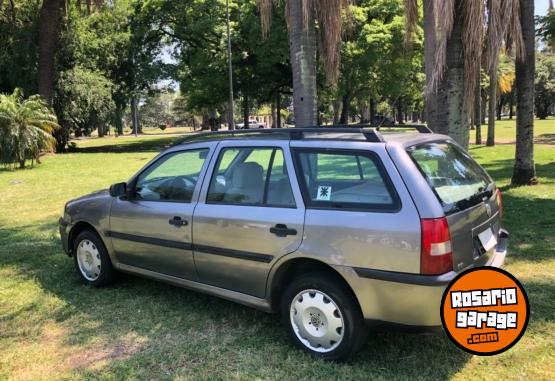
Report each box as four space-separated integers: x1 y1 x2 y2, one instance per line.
536 0 552 16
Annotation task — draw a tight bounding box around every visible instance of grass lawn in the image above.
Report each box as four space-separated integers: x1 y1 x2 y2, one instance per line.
469 118 554 144
0 125 554 380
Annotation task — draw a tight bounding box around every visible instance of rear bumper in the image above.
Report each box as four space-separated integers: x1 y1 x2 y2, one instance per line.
339 229 509 327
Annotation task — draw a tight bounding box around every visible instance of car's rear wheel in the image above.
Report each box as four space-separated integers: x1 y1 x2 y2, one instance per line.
281 272 367 361
73 230 116 287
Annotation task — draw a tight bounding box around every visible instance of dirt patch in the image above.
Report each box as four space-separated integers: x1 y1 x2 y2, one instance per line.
65 337 145 370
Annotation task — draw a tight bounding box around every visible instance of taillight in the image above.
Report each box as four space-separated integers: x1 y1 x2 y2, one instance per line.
421 217 453 275
496 189 503 220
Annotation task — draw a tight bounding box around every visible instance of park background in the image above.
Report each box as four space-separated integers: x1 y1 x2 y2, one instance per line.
0 0 554 380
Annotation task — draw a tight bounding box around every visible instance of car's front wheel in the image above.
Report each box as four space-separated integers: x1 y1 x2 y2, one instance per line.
73 230 117 287
281 272 367 361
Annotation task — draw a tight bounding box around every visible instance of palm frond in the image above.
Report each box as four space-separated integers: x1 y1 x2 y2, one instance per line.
314 0 351 84
257 0 350 84
505 0 524 61
428 0 455 95
462 0 485 111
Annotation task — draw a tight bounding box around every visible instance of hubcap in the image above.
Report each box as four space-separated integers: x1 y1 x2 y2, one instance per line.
289 289 345 353
76 239 101 281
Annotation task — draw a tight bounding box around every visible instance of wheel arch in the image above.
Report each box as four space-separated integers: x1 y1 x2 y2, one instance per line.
68 221 100 256
268 257 363 315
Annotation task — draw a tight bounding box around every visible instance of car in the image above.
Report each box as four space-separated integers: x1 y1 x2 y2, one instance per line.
59 126 508 361
371 115 396 126
236 119 266 129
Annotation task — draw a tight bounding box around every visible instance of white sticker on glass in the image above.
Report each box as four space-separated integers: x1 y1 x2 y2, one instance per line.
316 186 332 201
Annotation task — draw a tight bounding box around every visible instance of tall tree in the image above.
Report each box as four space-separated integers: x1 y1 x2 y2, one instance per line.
257 0 349 127
38 0 65 105
512 0 536 185
423 0 437 127
287 0 317 126
405 0 523 149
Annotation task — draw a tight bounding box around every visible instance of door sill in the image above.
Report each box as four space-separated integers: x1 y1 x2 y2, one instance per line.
114 263 273 313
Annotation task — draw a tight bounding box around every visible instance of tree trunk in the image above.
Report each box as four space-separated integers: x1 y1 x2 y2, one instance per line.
397 101 404 124
509 93 514 119
370 98 376 124
271 98 276 128
276 92 282 128
115 102 124 135
361 102 371 123
289 0 317 127
475 69 482 144
424 0 439 130
332 98 341 125
131 97 139 136
243 95 249 128
512 0 536 185
497 95 503 120
481 93 487 124
433 1 470 149
339 94 350 125
487 61 498 146
38 0 64 105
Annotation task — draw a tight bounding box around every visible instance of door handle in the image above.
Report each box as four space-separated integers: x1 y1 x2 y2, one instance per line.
270 224 297 237
169 216 188 227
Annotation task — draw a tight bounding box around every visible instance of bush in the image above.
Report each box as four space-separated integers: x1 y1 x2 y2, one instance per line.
0 89 58 169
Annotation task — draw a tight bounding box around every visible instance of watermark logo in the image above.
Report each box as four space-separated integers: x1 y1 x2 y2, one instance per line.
440 267 529 355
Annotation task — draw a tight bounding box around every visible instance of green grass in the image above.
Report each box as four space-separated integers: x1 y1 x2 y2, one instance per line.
469 118 555 143
1 128 554 380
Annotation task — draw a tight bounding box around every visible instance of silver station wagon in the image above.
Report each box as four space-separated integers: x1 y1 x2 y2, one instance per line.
59 126 508 361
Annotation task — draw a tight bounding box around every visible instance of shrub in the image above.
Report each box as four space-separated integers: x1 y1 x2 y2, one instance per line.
0 89 58 169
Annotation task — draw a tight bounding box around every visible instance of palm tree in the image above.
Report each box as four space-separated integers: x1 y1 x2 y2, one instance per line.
404 0 523 149
257 0 349 127
0 89 59 169
512 0 536 185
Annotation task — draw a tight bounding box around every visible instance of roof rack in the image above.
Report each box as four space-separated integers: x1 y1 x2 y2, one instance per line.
178 124 432 145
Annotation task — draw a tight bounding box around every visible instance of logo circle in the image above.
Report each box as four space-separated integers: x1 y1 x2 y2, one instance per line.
440 267 529 356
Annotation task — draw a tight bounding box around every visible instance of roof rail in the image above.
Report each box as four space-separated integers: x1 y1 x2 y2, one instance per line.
178 124 431 145
373 124 433 134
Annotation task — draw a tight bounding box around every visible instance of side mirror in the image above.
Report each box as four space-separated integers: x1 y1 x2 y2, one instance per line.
109 182 127 198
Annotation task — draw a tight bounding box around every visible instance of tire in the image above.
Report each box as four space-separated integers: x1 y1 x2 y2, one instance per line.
281 272 367 361
73 230 117 287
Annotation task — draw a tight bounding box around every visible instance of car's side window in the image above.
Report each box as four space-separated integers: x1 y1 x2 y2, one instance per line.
207 147 295 207
294 149 399 211
135 149 209 202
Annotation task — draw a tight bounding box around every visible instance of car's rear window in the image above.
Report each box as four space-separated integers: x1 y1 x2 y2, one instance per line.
407 142 492 212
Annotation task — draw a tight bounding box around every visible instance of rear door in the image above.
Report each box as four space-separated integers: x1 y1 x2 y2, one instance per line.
407 141 502 272
192 141 305 298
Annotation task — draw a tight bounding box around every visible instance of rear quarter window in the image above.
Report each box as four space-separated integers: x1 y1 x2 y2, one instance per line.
293 149 400 212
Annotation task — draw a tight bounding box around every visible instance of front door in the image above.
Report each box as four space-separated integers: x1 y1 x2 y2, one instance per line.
109 145 213 280
193 142 305 297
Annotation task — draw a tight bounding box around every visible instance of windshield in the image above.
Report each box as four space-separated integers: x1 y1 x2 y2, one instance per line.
407 142 493 213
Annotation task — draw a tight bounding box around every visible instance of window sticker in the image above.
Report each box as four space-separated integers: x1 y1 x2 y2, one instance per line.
317 186 332 201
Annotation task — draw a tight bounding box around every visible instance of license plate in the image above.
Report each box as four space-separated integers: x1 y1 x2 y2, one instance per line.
478 228 497 252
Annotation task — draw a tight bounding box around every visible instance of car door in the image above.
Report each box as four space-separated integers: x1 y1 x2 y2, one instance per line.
109 143 214 280
193 141 305 298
